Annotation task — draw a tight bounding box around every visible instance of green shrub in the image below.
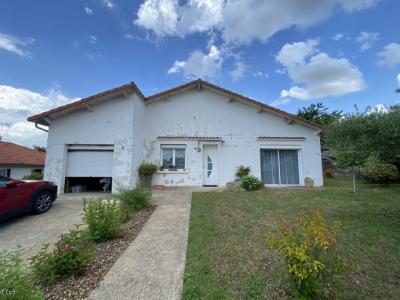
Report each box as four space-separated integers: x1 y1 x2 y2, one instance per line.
304 177 314 188
268 209 347 299
83 198 123 242
30 227 94 284
324 169 333 178
138 163 158 176
0 248 44 300
22 172 43 180
361 160 399 185
117 186 151 212
235 165 251 179
240 175 262 191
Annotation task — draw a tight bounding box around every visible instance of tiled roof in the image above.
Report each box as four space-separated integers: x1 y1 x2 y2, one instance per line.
257 136 306 140
27 79 321 130
0 142 45 165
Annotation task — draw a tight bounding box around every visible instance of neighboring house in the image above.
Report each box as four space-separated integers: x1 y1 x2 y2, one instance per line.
0 141 45 179
28 79 323 194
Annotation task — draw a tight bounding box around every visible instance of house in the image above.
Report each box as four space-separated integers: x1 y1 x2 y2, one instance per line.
0 141 45 179
28 79 323 194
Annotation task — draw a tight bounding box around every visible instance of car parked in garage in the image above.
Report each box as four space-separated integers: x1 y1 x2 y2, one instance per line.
0 176 57 222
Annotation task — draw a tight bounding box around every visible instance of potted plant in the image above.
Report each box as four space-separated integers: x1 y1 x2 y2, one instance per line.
235 165 251 180
138 163 158 188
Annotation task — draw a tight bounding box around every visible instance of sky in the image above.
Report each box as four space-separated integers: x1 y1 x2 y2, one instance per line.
0 0 399 147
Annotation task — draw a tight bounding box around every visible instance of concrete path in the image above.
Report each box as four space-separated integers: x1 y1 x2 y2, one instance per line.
0 193 101 258
88 188 193 300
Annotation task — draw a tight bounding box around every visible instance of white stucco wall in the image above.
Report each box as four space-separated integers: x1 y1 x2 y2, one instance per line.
142 89 323 187
44 94 139 193
44 87 323 193
0 165 42 179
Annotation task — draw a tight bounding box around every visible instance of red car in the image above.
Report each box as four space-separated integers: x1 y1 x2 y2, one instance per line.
0 176 57 222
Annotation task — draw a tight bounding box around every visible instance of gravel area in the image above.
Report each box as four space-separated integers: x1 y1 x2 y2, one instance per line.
42 206 156 300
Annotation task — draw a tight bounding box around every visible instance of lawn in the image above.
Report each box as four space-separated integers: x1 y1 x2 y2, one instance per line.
182 178 400 299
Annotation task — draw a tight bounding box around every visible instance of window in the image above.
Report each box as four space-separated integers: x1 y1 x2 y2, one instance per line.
161 145 186 170
0 169 10 177
0 177 8 188
260 149 300 185
32 168 43 174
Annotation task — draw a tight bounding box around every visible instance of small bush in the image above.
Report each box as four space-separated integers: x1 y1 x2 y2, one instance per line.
0 247 44 300
304 177 314 188
324 169 333 178
138 163 158 176
235 165 251 179
117 186 151 212
361 160 399 185
267 209 347 299
30 227 94 284
22 172 43 180
240 175 262 191
83 198 123 242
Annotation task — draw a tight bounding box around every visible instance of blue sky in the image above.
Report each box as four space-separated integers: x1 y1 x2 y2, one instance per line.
0 0 399 146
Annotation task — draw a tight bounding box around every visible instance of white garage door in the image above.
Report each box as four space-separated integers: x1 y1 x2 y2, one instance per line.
66 150 114 177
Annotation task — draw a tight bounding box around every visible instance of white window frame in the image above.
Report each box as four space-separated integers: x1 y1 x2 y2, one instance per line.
160 145 186 170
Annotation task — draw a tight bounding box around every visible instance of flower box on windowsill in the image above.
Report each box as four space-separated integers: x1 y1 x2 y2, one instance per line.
157 168 188 174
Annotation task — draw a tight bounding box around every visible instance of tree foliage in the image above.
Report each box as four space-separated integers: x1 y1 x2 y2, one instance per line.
33 145 46 152
325 108 400 190
325 115 370 169
297 102 342 126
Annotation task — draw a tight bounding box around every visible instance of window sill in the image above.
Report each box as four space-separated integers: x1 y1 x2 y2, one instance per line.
157 169 189 174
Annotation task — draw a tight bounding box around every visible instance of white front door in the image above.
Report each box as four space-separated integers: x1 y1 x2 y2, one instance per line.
203 145 218 186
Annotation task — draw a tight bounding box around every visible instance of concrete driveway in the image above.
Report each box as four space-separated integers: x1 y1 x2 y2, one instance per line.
0 193 102 258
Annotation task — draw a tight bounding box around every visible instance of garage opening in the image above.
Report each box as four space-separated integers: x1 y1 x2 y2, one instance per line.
64 146 114 193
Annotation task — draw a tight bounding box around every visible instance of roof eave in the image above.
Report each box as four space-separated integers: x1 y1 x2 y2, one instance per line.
27 82 145 125
146 79 322 131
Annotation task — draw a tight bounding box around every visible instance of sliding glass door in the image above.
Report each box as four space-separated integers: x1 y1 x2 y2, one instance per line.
260 149 300 185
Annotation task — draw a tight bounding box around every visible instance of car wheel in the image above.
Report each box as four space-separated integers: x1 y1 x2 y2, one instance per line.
32 190 54 214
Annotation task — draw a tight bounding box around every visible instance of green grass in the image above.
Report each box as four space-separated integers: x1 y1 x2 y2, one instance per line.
182 178 400 299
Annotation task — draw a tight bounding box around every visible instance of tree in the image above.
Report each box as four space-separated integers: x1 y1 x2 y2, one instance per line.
33 145 46 152
325 115 370 193
297 102 342 126
363 108 400 170
297 103 342 151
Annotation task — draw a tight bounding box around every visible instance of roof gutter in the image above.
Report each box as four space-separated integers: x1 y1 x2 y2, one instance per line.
35 123 48 133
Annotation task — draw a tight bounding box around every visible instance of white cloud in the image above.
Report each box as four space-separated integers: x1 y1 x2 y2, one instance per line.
397 73 400 87
0 33 34 58
229 59 246 81
366 103 389 114
275 39 319 67
86 53 102 61
84 6 93 15
253 71 269 78
167 61 186 74
134 0 378 45
89 35 98 45
340 0 380 12
135 0 223 37
332 32 345 41
377 43 400 68
167 45 222 79
0 85 78 147
103 0 115 9
276 41 365 100
356 31 379 51
270 98 291 107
